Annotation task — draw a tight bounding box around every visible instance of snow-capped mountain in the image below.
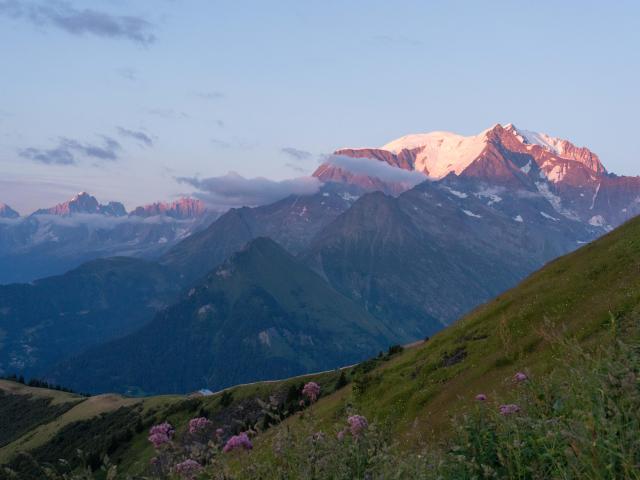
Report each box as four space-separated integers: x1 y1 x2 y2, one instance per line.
314 123 640 230
0 193 216 284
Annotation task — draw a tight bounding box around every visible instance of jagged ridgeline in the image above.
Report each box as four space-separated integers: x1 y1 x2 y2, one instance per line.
1 214 639 479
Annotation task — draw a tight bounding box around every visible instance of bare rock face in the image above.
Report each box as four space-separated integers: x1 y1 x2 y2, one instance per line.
130 198 207 219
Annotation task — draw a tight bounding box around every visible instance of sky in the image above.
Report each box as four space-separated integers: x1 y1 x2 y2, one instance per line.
1 0 639 214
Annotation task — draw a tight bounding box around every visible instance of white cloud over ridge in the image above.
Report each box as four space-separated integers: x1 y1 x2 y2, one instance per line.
322 154 427 186
177 172 322 209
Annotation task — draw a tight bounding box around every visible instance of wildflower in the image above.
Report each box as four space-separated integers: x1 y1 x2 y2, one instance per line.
215 427 224 437
223 432 253 453
312 431 325 442
302 381 321 402
347 415 369 437
173 459 202 479
188 416 212 434
148 422 175 448
514 372 528 382
337 429 346 441
499 404 521 416
475 393 487 401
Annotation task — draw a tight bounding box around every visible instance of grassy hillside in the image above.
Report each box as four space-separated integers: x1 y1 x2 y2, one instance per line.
1 216 639 478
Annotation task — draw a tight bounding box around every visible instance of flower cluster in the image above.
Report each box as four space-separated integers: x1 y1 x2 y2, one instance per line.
223 432 253 453
188 416 212 434
173 458 202 479
302 381 321 402
514 371 528 383
148 422 175 448
499 403 521 416
347 415 368 437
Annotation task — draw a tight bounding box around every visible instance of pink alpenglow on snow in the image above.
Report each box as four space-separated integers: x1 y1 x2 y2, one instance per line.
514 372 528 383
475 393 487 402
302 381 321 402
148 422 175 448
188 416 212 434
173 459 202 479
223 432 253 453
499 404 521 416
347 415 369 437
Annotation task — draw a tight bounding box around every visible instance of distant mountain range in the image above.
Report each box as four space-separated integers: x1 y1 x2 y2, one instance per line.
1 123 638 395
0 193 216 284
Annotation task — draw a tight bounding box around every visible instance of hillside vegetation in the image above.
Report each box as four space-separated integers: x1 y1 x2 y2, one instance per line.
1 216 639 479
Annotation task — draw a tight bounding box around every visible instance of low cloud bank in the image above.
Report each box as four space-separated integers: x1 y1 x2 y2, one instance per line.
177 172 322 209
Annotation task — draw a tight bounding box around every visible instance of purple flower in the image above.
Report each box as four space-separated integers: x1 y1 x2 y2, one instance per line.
514 372 528 383
173 459 202 479
337 429 346 441
223 432 253 453
475 393 487 401
215 427 224 437
499 404 521 416
148 422 175 448
188 416 212 434
347 415 369 437
302 382 321 402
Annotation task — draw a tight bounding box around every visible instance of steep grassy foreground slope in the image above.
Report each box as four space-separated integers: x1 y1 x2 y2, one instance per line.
1 216 639 479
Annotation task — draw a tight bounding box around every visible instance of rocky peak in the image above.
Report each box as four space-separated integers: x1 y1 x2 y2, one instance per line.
130 198 207 219
0 203 20 219
32 192 127 217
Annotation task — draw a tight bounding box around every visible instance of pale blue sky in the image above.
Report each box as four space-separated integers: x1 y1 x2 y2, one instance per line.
1 0 639 213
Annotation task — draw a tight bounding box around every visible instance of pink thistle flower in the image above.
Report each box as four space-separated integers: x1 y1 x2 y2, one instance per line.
499 404 521 416
173 459 202 479
514 372 528 383
188 416 212 434
302 382 321 402
347 415 368 437
475 393 487 401
148 422 174 448
223 432 253 453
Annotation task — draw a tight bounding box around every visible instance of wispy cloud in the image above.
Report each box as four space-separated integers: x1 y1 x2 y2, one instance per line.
281 147 312 161
193 91 225 100
321 154 427 185
116 127 153 147
19 135 122 165
211 137 256 150
177 172 321 209
144 108 189 119
116 66 137 81
0 0 155 45
285 162 309 174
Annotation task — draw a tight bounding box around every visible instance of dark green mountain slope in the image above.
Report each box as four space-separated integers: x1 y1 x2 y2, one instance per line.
305 176 597 337
161 184 361 285
52 238 400 395
0 257 179 377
